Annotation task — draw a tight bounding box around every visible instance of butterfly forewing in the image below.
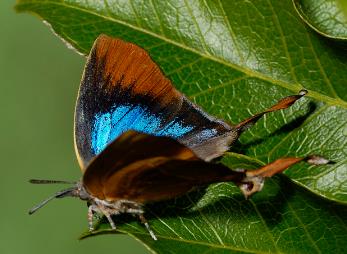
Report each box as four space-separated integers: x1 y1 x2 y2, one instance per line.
74 35 232 169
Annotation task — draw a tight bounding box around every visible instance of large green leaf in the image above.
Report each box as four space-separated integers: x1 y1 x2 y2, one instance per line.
16 0 347 203
293 0 347 40
16 0 347 253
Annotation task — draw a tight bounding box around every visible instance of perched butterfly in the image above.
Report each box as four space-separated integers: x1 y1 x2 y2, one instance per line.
29 35 330 240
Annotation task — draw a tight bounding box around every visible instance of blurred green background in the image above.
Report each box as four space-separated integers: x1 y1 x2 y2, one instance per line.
0 1 147 253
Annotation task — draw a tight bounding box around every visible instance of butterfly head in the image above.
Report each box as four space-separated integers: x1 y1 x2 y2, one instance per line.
72 181 91 201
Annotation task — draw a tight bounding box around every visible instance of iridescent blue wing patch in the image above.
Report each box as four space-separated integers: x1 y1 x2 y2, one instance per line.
74 35 234 169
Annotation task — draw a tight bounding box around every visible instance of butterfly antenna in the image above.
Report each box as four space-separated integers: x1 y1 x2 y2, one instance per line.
29 179 77 184
28 187 76 215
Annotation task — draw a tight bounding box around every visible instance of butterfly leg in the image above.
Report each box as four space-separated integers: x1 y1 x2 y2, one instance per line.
119 201 157 240
87 204 104 231
138 213 157 241
234 89 307 135
94 203 118 230
236 155 331 199
88 205 95 231
103 211 116 230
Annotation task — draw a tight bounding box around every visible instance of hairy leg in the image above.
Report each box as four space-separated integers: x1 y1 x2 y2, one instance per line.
138 213 157 241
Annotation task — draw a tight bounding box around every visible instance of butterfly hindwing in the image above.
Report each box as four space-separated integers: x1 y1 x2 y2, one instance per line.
74 35 233 169
82 131 237 203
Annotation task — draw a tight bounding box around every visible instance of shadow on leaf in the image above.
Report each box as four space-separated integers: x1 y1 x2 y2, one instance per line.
80 176 297 239
231 101 317 155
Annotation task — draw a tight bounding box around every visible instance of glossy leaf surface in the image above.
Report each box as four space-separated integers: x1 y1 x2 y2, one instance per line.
293 0 347 40
16 0 347 253
16 0 347 203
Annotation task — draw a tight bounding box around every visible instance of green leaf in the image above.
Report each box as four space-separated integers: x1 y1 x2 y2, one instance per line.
15 0 347 252
15 0 347 203
293 0 347 40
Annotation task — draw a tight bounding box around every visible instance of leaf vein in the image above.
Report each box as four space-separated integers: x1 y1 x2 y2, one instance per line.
266 0 298 83
183 0 210 53
116 229 276 253
267 105 329 158
304 27 339 98
187 195 225 246
249 200 282 253
149 0 165 35
188 75 249 99
216 0 245 64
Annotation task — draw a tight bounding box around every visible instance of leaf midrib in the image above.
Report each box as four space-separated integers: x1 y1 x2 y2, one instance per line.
17 1 347 109
85 229 279 254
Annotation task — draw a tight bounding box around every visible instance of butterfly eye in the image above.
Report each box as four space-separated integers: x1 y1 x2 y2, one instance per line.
77 185 91 200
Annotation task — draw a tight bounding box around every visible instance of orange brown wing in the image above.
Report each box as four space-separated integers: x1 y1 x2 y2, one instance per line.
82 131 240 203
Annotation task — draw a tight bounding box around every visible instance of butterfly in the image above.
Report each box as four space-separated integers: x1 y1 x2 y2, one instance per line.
29 35 330 240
